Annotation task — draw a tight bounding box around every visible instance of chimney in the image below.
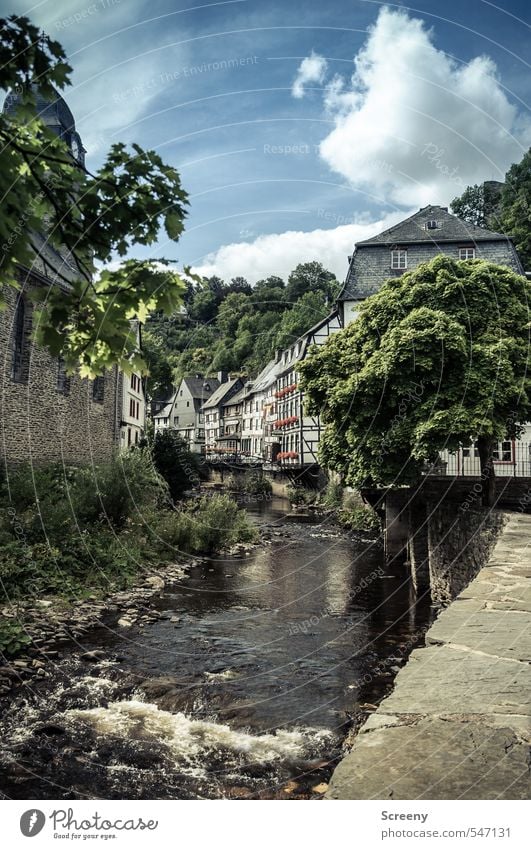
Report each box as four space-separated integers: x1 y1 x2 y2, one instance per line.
217 370 228 383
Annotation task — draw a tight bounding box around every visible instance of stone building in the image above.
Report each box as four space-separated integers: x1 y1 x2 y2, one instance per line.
337 204 524 325
0 87 139 467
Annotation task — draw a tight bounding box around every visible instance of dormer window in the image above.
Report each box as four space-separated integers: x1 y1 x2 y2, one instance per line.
390 249 407 270
459 247 476 260
425 220 438 230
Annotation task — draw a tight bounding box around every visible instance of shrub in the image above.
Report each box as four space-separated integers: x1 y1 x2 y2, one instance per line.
228 471 272 497
151 430 205 502
155 494 258 554
320 478 343 508
286 484 314 507
0 621 32 657
339 504 381 535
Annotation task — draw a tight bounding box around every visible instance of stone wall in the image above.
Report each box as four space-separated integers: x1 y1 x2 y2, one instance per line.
1 280 120 467
427 502 505 604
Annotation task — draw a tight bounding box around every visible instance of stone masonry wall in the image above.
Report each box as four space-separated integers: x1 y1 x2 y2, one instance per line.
0 280 120 467
427 502 505 604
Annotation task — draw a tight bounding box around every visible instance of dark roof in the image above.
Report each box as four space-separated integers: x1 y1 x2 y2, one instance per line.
339 205 522 302
182 375 220 399
202 377 242 409
356 205 509 246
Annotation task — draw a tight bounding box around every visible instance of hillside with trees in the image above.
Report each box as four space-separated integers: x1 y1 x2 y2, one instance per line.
143 261 340 399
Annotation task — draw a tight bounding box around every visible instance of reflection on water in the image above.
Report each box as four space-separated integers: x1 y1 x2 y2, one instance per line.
0 496 430 799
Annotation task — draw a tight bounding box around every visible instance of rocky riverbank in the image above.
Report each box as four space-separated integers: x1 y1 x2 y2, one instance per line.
0 561 194 696
326 511 531 800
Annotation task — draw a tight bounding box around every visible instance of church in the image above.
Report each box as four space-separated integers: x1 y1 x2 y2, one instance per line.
0 88 145 466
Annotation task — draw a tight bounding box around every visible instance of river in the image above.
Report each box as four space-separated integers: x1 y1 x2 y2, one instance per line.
0 496 431 800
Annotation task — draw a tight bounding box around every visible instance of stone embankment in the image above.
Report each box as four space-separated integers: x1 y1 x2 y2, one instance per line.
327 512 531 800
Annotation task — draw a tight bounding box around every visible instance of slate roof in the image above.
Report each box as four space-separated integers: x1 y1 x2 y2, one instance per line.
202 377 242 409
153 402 173 419
339 205 520 302
182 375 220 399
356 205 509 246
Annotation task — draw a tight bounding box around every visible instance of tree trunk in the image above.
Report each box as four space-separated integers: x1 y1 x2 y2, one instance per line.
477 436 496 508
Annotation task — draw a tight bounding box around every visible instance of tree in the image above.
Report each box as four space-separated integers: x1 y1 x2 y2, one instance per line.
0 16 190 376
300 256 531 506
150 430 203 502
285 262 338 305
450 181 503 228
499 148 531 270
274 290 329 350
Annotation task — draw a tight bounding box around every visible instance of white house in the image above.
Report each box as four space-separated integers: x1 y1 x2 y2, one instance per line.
152 374 220 453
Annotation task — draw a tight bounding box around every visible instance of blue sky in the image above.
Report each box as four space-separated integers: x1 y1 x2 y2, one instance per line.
9 0 531 281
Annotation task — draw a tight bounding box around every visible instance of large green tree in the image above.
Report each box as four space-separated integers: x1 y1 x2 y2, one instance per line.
450 181 503 229
0 16 190 376
499 148 531 270
301 256 531 506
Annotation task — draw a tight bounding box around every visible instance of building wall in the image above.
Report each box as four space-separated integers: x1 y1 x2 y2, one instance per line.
346 239 521 302
119 370 146 450
1 281 119 466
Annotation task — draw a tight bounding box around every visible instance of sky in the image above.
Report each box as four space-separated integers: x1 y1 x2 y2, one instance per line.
7 0 531 283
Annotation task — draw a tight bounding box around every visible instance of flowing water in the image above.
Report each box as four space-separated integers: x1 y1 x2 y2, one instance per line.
0 497 430 799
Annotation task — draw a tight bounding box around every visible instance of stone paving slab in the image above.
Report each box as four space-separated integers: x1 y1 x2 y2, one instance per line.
326 718 531 800
327 512 531 800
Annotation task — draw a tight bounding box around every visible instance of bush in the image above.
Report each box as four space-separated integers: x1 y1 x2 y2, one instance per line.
319 478 344 508
0 621 32 657
286 484 314 507
151 430 205 502
228 470 272 497
155 494 258 554
338 504 381 535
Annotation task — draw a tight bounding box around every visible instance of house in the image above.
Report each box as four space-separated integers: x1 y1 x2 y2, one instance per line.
0 87 128 466
152 374 220 452
337 204 524 326
241 359 282 462
119 324 147 449
271 311 342 469
202 376 244 456
268 205 527 476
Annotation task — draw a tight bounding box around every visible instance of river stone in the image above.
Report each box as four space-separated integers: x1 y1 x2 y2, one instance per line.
145 576 165 590
326 718 531 800
117 618 133 628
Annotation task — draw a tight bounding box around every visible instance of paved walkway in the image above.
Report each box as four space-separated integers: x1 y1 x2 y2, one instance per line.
327 512 531 800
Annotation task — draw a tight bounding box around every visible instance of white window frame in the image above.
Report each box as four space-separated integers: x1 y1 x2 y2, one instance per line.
459 247 476 260
391 249 407 270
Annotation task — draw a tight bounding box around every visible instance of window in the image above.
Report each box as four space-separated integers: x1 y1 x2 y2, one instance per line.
425 220 438 230
11 296 27 382
459 247 476 260
390 249 407 270
493 441 513 462
92 376 104 403
57 358 70 394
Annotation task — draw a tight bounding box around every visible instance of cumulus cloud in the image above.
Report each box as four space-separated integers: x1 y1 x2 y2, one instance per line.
292 51 329 99
193 210 406 283
319 7 531 207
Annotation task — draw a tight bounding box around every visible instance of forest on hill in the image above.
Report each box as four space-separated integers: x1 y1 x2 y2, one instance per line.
143 261 340 399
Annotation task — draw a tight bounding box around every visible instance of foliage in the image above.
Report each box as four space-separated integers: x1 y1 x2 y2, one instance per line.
0 620 32 657
155 494 258 554
145 262 339 398
286 484 314 507
150 430 205 502
0 15 190 376
450 181 503 229
338 504 381 535
301 255 531 503
319 478 344 508
499 148 531 270
228 470 273 496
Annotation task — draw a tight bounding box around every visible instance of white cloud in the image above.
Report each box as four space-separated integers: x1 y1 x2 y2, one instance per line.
291 51 328 99
319 6 531 207
193 210 407 283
